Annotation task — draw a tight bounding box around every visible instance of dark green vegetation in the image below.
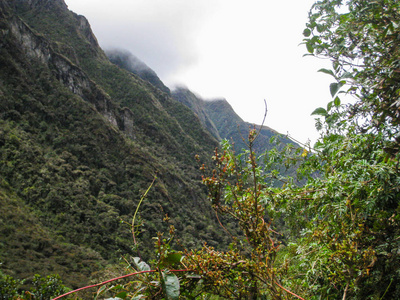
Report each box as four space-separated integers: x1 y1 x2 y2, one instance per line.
0 0 293 293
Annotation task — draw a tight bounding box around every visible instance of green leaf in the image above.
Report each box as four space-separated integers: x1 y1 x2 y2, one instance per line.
329 82 343 97
138 261 151 271
109 285 124 291
95 286 108 300
311 107 328 117
133 257 151 271
340 72 353 79
303 28 311 37
318 68 336 78
132 257 140 265
162 273 180 300
333 60 340 71
115 291 128 299
334 96 341 107
327 101 334 112
306 42 314 54
316 24 324 33
166 253 183 265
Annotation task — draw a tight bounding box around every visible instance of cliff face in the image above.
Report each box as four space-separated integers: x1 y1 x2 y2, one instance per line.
1 4 130 136
0 0 225 289
172 87 221 140
8 0 68 11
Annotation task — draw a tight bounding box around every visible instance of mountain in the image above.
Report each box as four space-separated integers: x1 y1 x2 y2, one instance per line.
95 49 295 154
170 87 221 140
0 0 296 290
172 87 294 154
105 48 171 94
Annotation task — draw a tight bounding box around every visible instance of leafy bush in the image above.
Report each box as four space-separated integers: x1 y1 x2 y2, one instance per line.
0 273 68 300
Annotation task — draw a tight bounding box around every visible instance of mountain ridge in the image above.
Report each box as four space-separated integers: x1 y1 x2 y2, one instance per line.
105 49 295 152
172 87 294 155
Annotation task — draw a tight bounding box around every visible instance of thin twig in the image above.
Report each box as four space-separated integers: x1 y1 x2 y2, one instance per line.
342 281 349 300
273 280 306 300
380 278 393 300
215 209 236 240
132 175 157 258
252 99 268 143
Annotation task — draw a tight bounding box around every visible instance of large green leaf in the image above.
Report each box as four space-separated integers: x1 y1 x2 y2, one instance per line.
311 107 328 117
329 82 344 97
133 257 151 271
115 291 128 299
166 253 183 265
162 272 180 300
318 68 336 78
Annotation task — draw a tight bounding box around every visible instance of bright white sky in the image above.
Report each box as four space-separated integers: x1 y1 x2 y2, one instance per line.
65 0 334 145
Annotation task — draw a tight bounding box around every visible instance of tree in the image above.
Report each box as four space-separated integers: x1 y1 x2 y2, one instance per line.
304 0 400 137
286 0 400 298
186 0 400 297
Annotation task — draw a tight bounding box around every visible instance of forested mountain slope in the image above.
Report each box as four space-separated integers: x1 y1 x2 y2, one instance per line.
0 0 223 288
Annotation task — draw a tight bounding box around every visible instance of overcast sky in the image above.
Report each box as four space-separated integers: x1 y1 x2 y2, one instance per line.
65 0 334 145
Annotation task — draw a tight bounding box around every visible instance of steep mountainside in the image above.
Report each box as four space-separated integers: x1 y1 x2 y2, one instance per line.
171 87 221 140
106 48 170 94
172 87 295 154
0 0 229 289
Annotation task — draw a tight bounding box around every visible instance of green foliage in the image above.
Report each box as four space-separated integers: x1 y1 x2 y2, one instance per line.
0 272 68 300
277 113 400 298
30 274 68 300
287 1 400 297
0 272 20 300
303 0 400 134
